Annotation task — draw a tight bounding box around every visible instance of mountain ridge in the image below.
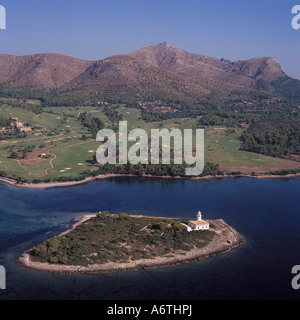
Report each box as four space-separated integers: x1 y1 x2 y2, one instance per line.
127 42 284 91
0 43 291 102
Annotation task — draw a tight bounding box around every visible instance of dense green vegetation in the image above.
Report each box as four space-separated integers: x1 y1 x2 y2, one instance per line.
0 98 42 114
105 108 124 123
0 86 86 108
78 113 104 135
30 212 215 266
0 162 223 184
87 162 223 178
266 167 300 176
240 127 300 157
141 109 174 122
0 114 10 127
198 111 261 127
271 76 300 103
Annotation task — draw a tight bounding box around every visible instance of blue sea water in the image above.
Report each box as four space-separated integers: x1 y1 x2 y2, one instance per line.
0 176 300 300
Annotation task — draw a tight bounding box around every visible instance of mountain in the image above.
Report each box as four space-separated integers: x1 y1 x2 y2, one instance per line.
0 53 91 89
65 54 209 99
127 42 285 92
0 43 293 102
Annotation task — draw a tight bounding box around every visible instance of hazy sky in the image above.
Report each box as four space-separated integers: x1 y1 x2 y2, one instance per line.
1 0 300 79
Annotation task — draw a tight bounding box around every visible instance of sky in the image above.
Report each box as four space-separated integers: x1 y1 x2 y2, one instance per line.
0 0 300 79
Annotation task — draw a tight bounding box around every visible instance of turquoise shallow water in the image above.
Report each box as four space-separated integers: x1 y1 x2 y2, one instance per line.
0 176 300 300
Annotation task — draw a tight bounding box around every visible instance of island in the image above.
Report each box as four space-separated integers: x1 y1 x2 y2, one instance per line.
19 211 244 274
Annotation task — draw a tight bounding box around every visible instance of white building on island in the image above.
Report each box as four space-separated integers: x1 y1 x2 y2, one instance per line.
186 210 209 232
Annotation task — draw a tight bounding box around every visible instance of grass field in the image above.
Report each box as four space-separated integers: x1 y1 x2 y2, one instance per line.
206 128 280 166
0 103 299 181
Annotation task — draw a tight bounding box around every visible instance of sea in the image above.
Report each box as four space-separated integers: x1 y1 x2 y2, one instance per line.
0 176 300 300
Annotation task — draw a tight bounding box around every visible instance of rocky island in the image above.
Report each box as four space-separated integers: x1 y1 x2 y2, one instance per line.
19 212 244 274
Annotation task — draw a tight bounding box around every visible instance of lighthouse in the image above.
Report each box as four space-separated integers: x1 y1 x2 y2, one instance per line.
186 210 209 232
197 210 202 221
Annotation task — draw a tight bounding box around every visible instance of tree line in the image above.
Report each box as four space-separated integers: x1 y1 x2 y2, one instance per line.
240 126 300 157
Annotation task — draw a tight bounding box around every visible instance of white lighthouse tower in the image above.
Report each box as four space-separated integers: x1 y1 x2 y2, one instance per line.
197 210 202 221
186 209 209 232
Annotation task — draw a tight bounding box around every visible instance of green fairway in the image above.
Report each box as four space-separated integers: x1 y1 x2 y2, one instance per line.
205 128 273 166
0 103 299 181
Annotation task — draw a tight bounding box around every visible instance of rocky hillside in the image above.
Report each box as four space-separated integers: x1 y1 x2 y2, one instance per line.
128 42 285 92
0 53 92 89
66 54 209 99
0 43 291 101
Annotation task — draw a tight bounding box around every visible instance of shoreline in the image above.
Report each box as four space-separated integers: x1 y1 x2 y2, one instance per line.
1 171 300 190
19 215 244 274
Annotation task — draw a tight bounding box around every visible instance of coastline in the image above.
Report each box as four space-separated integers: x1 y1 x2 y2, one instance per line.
1 171 300 190
19 215 244 274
